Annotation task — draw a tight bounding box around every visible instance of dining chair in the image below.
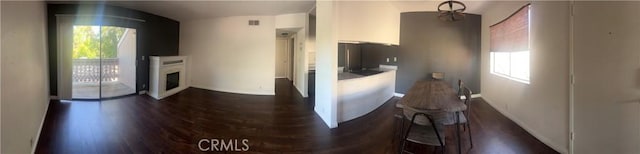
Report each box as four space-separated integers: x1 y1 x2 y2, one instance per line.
458 87 473 148
411 85 473 149
431 72 445 80
424 86 474 150
457 80 470 129
399 106 447 154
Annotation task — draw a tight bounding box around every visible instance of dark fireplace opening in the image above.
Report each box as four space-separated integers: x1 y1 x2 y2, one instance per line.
166 72 179 91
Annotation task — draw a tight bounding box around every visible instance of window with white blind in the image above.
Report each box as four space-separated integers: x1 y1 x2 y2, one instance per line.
490 4 530 84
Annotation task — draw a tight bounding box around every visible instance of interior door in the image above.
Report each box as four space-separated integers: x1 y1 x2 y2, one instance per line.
573 2 640 153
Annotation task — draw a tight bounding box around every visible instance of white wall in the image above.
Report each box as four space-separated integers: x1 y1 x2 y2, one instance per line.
117 29 137 90
315 1 339 128
0 3 3 151
1 1 50 153
298 26 309 97
572 2 640 153
275 13 306 29
0 3 3 152
336 1 400 45
180 16 276 95
481 1 569 153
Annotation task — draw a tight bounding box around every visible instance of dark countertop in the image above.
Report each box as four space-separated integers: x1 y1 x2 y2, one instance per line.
350 70 383 76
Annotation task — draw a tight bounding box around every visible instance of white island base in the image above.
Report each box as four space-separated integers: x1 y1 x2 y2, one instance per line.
337 68 396 123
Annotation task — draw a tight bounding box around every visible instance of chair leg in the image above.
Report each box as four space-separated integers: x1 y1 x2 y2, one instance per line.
400 117 406 139
398 129 404 153
462 111 467 132
467 122 473 149
400 115 416 154
455 112 462 154
398 117 407 153
427 115 446 153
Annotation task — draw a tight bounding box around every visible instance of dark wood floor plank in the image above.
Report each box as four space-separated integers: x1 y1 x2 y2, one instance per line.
35 79 557 154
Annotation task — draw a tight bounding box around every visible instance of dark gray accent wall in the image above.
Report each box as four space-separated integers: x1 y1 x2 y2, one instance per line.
338 43 361 71
361 43 399 68
397 12 481 94
47 4 180 96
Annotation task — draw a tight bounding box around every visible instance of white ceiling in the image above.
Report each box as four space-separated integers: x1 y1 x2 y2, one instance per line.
51 1 490 21
99 1 316 21
390 0 492 15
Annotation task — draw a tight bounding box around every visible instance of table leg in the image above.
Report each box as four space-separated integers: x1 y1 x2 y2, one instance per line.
456 111 461 154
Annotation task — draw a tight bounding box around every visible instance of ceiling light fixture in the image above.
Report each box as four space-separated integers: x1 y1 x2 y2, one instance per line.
437 0 466 22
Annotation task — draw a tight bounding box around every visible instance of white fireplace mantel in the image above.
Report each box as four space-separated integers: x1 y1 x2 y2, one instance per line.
149 56 187 99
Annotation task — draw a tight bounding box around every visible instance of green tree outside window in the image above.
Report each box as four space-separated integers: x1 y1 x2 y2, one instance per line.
73 26 126 59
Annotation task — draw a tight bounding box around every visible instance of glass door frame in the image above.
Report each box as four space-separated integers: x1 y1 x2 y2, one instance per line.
57 15 141 101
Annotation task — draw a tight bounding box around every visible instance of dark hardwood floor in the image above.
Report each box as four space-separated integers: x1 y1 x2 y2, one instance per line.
36 79 558 153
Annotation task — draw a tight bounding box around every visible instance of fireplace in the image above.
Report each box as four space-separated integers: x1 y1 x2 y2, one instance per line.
149 56 187 99
166 72 180 91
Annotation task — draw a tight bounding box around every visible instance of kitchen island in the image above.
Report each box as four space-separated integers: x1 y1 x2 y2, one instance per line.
337 65 396 123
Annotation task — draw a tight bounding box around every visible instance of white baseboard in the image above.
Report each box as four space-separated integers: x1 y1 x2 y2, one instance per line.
294 84 308 98
481 97 568 154
393 93 405 97
49 95 58 100
31 100 50 154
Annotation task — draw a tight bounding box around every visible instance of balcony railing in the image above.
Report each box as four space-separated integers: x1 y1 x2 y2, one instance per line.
72 59 119 83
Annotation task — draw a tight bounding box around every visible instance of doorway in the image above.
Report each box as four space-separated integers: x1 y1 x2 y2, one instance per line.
275 38 288 79
69 25 137 99
275 30 296 82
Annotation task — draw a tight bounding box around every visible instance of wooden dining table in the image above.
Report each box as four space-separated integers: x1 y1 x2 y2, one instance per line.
398 80 467 154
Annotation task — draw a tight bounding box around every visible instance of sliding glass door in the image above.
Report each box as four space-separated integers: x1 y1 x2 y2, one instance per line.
100 26 137 98
69 25 136 99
